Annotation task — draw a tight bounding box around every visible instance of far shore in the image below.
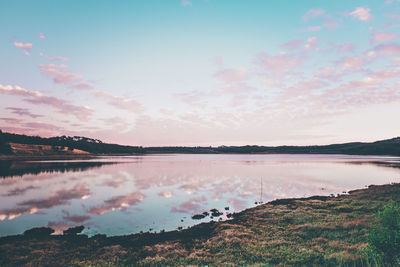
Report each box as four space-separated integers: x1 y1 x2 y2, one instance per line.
1 151 400 161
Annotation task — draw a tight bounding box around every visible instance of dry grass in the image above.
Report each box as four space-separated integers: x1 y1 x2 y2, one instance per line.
10 143 89 155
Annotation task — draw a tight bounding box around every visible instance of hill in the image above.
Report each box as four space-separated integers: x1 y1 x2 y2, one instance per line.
0 130 399 156
0 130 144 155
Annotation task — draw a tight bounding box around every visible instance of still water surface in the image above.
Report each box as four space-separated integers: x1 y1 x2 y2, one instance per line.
0 154 399 237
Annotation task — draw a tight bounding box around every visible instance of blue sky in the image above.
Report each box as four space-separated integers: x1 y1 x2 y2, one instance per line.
0 0 399 145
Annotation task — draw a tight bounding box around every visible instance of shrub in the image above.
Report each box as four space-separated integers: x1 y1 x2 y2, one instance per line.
367 201 400 265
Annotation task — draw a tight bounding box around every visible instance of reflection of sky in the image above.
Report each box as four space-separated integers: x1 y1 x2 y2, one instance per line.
0 154 399 236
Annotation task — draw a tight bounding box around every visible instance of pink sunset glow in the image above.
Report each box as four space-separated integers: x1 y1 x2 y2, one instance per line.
0 1 399 146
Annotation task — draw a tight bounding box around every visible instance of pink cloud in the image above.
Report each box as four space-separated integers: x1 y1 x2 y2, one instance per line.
92 91 145 113
386 13 400 21
14 42 32 56
175 91 208 107
38 64 82 84
281 39 304 50
302 8 325 20
171 196 207 213
39 52 69 62
256 52 305 76
0 183 90 220
39 32 45 39
216 83 256 95
158 190 173 198
330 42 355 53
0 84 92 121
304 37 319 51
348 7 373 22
336 56 367 71
324 18 339 30
6 107 43 118
371 32 397 43
87 192 144 215
62 214 90 224
181 0 192 6
314 67 343 82
282 78 329 97
14 42 32 49
70 82 93 90
214 68 248 84
374 43 400 56
307 26 322 32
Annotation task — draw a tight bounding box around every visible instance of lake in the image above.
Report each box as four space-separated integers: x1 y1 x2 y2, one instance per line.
0 154 399 237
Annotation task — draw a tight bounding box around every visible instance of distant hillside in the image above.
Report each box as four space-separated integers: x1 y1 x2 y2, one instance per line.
0 130 399 156
0 130 144 155
144 137 400 156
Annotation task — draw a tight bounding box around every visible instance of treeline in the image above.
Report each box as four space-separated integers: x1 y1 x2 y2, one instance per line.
0 130 144 154
0 131 12 154
145 138 400 156
1 130 399 156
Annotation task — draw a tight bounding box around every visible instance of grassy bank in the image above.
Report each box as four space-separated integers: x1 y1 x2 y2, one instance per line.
1 183 400 266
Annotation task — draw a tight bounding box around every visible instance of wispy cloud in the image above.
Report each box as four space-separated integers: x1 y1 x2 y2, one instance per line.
92 91 145 113
0 84 92 121
302 8 325 21
14 41 32 56
6 107 43 118
214 68 248 84
38 64 82 84
374 43 400 56
281 39 304 50
256 52 305 76
306 26 322 32
70 82 93 90
336 55 368 71
39 52 69 62
371 32 397 43
0 183 90 220
330 42 355 53
181 0 192 7
87 192 144 215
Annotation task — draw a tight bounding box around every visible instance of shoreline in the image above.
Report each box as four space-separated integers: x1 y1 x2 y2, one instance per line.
1 152 400 161
1 183 399 266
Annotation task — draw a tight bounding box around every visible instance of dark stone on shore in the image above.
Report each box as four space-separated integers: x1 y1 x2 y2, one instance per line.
210 208 223 217
192 214 206 220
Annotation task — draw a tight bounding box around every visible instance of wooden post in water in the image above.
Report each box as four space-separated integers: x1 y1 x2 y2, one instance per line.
260 177 263 204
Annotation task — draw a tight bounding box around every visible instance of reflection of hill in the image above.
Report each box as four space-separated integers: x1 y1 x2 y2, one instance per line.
0 161 117 178
345 160 400 169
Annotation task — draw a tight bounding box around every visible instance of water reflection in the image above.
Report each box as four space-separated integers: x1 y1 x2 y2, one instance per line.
0 160 119 178
0 154 399 237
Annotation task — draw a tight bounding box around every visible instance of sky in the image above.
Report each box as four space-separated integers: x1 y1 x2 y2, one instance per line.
0 0 399 146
